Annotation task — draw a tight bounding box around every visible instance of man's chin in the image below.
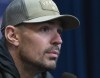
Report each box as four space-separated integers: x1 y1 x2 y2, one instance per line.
40 64 57 71
45 63 57 71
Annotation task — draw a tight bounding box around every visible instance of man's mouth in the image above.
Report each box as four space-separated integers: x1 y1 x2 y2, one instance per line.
46 50 59 58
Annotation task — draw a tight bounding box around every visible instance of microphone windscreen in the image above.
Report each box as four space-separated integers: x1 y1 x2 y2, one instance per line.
62 72 77 78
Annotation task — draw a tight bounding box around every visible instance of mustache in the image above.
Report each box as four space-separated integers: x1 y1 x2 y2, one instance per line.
44 45 60 53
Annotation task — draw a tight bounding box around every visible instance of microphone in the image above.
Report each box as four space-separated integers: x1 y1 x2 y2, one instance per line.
62 72 77 78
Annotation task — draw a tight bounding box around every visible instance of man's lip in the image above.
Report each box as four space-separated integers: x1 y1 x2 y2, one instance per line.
46 50 59 58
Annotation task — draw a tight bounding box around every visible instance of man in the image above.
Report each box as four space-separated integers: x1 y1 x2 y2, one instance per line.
0 0 80 78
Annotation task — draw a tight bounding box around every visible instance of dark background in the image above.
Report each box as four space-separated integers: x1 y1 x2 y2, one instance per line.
0 0 100 78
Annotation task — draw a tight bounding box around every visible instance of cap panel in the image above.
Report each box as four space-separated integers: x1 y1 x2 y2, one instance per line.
24 0 59 21
1 0 28 29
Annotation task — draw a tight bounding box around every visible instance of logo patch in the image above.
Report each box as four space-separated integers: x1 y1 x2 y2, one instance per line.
40 0 59 12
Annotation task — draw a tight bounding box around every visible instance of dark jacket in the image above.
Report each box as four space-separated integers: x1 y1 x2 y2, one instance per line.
0 38 53 78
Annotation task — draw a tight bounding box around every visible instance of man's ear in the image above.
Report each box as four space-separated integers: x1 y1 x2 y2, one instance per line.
4 25 19 46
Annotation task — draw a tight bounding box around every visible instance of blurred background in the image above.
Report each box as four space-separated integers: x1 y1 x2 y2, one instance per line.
0 0 100 78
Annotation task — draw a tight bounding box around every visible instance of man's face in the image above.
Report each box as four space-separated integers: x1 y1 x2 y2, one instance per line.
17 20 63 71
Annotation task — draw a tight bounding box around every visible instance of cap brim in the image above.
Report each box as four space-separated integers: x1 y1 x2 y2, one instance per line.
23 15 80 29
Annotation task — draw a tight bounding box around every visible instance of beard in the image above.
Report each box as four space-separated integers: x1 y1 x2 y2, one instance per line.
19 45 60 72
34 45 60 71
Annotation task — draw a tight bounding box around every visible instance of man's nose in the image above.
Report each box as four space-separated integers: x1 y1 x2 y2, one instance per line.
50 32 63 45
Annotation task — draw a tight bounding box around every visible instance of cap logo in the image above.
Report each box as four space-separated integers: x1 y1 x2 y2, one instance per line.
40 0 58 12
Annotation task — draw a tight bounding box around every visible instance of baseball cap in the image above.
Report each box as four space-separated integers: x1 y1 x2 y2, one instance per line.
1 0 80 32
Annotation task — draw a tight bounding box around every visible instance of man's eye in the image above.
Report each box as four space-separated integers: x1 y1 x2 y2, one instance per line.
57 28 63 35
40 26 50 32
